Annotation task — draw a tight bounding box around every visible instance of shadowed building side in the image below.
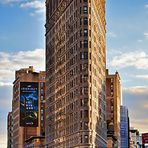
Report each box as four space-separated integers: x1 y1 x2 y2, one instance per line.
7 112 13 148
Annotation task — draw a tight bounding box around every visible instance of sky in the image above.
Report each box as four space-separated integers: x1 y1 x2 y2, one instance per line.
0 0 148 147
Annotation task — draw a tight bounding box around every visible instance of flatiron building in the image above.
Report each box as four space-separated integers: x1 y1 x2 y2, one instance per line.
45 0 106 147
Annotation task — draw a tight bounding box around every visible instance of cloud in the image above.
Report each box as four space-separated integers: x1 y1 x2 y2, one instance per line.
20 0 45 15
136 75 148 80
20 1 44 10
143 104 148 109
145 4 148 8
109 51 148 69
144 32 148 39
0 85 12 109
123 86 148 95
123 86 148 133
0 133 7 148
131 119 148 133
0 48 45 86
0 85 12 148
0 0 45 15
0 116 7 148
107 32 117 38
137 39 143 43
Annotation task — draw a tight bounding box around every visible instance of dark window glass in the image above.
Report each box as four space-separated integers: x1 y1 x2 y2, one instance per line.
80 52 88 59
84 17 88 25
84 40 88 48
80 29 82 36
80 41 83 48
84 122 88 129
80 18 82 25
84 110 88 118
84 29 88 37
84 135 89 143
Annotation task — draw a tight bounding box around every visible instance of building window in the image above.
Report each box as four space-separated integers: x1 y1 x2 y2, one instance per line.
80 135 83 143
80 122 83 129
84 98 88 106
84 40 88 48
80 110 83 118
84 17 88 25
84 87 88 94
80 74 88 83
83 6 88 14
84 110 88 118
80 18 82 25
80 7 82 14
81 98 88 107
40 82 44 88
84 29 88 37
80 29 82 37
84 122 88 129
83 74 88 82
41 95 44 101
80 52 88 59
80 41 83 48
84 135 89 143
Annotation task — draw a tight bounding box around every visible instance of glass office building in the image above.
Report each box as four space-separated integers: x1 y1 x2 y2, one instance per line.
120 106 129 148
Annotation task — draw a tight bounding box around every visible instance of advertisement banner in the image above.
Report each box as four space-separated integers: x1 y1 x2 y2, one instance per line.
20 82 38 127
142 133 148 144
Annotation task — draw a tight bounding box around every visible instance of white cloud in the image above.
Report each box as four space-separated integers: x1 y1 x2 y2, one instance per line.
20 0 44 10
0 48 45 86
0 0 45 15
136 75 148 80
20 0 45 15
145 4 148 8
144 32 148 39
107 32 117 38
109 51 148 69
0 85 12 108
0 82 12 87
123 86 148 95
131 119 148 133
0 112 7 148
137 39 143 43
143 104 148 109
123 86 148 133
0 134 7 148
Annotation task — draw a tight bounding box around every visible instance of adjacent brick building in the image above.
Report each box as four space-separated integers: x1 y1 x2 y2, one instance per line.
106 70 121 148
8 66 45 148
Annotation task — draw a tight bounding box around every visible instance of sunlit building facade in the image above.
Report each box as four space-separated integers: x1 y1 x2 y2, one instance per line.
106 70 121 148
45 0 107 147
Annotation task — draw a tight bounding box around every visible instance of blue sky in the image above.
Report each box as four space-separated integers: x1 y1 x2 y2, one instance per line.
0 0 148 147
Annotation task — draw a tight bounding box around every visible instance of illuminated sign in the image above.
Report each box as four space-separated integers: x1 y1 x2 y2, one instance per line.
20 82 38 127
